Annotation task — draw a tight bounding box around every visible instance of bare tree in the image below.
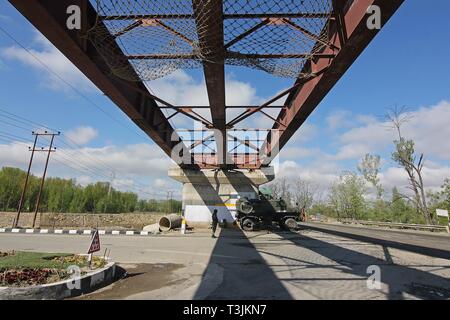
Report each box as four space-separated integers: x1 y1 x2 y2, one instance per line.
269 177 291 202
291 178 318 209
385 106 434 224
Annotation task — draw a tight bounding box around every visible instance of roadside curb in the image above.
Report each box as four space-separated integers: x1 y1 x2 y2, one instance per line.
0 228 158 236
0 262 118 300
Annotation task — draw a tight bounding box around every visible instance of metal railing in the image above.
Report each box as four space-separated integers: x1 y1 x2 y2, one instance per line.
338 219 448 233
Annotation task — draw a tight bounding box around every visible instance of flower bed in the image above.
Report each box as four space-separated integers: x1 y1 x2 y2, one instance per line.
0 251 106 287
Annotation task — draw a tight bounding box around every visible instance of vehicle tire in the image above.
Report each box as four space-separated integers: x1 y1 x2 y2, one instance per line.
241 217 257 231
239 201 253 214
282 218 298 231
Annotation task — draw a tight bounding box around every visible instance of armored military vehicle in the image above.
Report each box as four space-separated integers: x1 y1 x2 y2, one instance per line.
235 191 301 231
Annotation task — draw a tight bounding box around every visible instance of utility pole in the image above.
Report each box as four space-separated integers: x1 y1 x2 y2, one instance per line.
13 132 38 228
107 171 115 196
104 171 115 213
32 131 60 228
166 190 174 214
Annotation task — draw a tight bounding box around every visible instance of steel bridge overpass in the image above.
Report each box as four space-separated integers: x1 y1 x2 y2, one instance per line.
9 0 404 222
9 0 404 169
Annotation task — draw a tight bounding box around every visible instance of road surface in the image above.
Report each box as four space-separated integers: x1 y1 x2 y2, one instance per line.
1 223 450 300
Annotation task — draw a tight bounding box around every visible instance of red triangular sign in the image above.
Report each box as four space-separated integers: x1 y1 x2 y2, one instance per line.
88 230 101 254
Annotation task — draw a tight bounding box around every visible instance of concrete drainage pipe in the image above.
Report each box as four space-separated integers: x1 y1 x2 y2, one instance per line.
159 214 182 231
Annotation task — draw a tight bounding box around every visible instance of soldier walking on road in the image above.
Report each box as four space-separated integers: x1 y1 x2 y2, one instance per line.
211 209 218 238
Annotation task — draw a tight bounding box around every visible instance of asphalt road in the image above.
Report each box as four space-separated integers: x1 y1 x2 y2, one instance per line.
1 223 450 300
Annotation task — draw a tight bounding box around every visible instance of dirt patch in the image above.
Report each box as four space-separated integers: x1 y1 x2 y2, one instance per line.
75 263 184 299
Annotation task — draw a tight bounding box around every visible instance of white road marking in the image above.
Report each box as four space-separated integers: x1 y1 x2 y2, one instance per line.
144 248 239 259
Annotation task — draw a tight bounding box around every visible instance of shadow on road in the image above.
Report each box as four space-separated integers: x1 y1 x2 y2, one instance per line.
193 228 292 299
300 223 450 260
273 228 450 300
186 169 292 299
183 168 450 300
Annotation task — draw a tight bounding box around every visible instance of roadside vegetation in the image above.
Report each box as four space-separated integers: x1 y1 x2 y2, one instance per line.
269 107 450 225
0 251 105 287
269 172 449 225
0 167 182 214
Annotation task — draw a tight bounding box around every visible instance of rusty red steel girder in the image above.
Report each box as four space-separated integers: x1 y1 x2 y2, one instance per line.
262 0 405 158
8 0 184 160
192 0 227 166
8 0 404 170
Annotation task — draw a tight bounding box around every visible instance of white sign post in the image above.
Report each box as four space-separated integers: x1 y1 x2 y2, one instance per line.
181 218 186 235
436 209 450 234
436 209 449 218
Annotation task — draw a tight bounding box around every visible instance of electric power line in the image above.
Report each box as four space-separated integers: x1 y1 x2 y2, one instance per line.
0 123 165 198
0 108 166 192
0 26 150 141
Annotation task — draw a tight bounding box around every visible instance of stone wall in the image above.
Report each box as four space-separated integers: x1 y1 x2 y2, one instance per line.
0 212 39 228
0 212 167 230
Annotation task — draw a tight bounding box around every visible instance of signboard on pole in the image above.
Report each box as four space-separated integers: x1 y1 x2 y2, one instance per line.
436 209 449 218
88 229 101 254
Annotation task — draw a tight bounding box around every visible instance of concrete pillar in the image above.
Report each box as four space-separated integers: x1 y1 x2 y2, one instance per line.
168 166 275 225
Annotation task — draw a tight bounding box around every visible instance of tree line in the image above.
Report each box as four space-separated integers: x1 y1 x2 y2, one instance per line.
269 174 449 225
0 167 181 214
268 107 450 225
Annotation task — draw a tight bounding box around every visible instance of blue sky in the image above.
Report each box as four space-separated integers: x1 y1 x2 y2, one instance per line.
0 0 450 199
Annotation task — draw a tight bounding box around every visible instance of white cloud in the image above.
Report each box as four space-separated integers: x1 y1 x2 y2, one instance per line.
326 110 353 131
0 141 177 199
76 175 93 187
65 126 98 145
146 70 286 129
271 101 450 199
271 157 450 201
1 31 95 92
326 110 379 132
148 70 262 108
332 143 371 161
337 100 450 161
380 164 450 195
154 178 167 188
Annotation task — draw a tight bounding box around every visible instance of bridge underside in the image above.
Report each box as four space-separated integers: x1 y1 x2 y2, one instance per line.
10 0 404 170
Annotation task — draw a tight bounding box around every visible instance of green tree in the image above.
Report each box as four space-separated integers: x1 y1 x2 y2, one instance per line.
0 167 26 211
387 107 433 224
389 187 422 223
329 172 367 220
358 153 383 199
0 166 180 215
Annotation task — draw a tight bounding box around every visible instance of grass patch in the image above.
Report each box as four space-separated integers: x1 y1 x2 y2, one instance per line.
0 251 88 269
0 251 107 287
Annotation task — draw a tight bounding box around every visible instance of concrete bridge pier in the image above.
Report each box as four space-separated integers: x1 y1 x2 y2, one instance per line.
168 166 275 226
